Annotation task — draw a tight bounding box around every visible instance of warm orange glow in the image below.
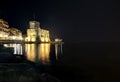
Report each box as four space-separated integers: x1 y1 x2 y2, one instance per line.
25 44 36 62
39 43 50 64
55 38 62 42
0 19 23 41
26 21 50 42
12 36 16 39
45 37 49 42
25 43 50 63
41 37 45 42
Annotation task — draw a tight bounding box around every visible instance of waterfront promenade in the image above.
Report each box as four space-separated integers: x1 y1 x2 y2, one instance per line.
0 40 63 44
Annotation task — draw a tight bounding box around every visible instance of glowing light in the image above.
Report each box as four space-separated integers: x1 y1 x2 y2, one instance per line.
39 43 50 64
4 44 9 47
55 38 62 42
12 36 16 39
26 21 50 42
25 44 36 62
25 43 50 64
4 35 8 37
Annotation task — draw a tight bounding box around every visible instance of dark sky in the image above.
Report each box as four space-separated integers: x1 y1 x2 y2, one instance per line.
0 0 118 42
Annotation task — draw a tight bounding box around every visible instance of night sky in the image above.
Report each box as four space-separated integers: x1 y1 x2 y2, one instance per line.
0 0 118 43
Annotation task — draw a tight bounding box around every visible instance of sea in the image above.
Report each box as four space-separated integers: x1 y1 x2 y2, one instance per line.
3 41 120 82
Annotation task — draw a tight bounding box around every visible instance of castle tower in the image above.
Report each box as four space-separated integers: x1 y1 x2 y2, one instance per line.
26 21 50 42
29 21 40 29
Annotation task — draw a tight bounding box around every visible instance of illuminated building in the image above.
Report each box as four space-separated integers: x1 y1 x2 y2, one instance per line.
0 19 9 39
9 28 22 40
0 19 22 40
0 19 23 55
25 21 50 42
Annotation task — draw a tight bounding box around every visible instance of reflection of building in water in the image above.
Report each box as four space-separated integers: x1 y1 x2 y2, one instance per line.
25 43 50 64
12 44 23 54
25 21 50 42
0 19 23 55
39 43 50 64
25 44 36 62
7 27 23 54
0 19 63 60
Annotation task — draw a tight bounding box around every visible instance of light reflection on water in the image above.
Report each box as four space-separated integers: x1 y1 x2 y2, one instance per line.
4 43 62 64
25 43 62 64
25 44 36 62
39 43 50 64
4 44 23 55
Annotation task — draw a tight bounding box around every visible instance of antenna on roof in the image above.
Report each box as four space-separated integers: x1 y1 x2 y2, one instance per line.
33 13 36 21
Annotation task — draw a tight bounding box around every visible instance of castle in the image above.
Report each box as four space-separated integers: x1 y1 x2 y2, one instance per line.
0 19 50 42
25 21 50 42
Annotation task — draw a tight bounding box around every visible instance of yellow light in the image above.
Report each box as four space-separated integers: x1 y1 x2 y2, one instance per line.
55 38 62 42
39 43 50 64
12 36 16 39
25 44 36 62
25 43 50 63
4 44 9 47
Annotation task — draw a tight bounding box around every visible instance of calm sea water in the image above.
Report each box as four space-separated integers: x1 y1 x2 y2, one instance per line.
12 42 120 82
60 42 120 82
25 43 63 64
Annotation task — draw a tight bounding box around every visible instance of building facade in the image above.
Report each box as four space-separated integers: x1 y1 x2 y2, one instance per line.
25 21 50 42
0 19 10 39
9 27 22 40
0 19 22 40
